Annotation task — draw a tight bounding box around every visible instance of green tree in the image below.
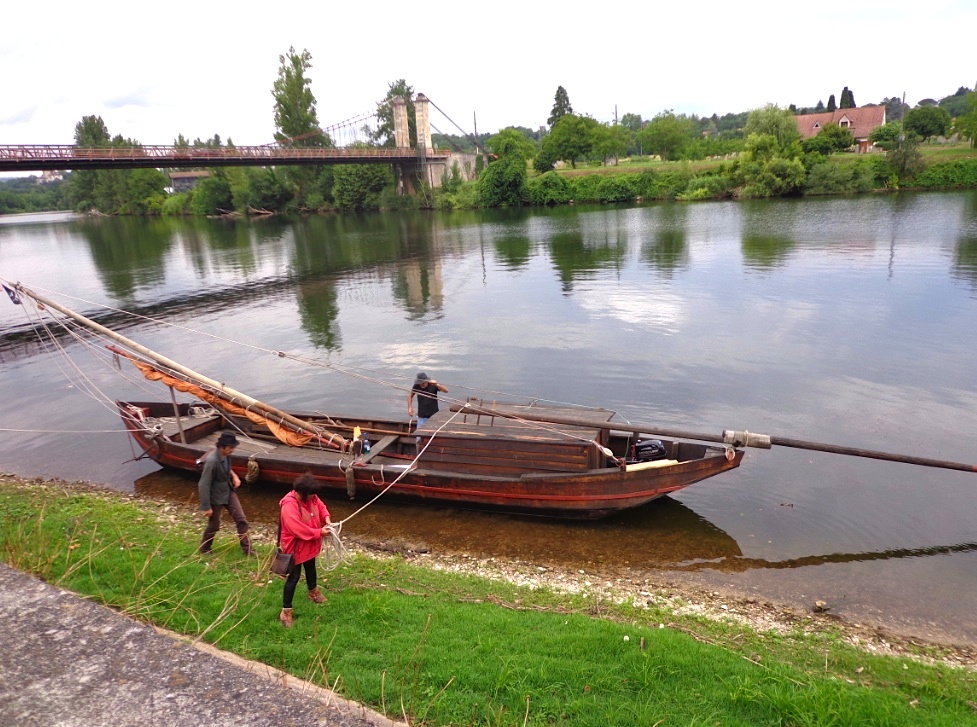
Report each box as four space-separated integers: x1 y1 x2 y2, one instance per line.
903 106 952 141
371 79 416 148
547 86 573 128
272 47 325 146
839 86 855 109
272 47 330 209
881 95 909 122
620 113 643 132
939 86 973 118
486 128 535 159
886 134 925 182
734 133 806 197
190 171 233 215
478 152 528 207
593 124 634 165
826 95 837 112
743 104 802 153
332 155 393 211
638 111 696 161
869 122 902 150
953 92 977 147
540 114 598 168
68 115 111 211
801 123 854 155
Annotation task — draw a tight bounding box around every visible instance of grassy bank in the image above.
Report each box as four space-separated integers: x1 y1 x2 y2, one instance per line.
1 476 975 726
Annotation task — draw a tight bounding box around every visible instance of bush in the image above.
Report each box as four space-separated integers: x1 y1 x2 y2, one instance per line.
527 172 572 205
594 175 639 203
676 175 734 201
161 192 191 216
639 169 691 200
804 160 876 196
911 159 977 188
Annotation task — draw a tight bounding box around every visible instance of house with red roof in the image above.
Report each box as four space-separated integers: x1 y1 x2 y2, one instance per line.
794 106 887 153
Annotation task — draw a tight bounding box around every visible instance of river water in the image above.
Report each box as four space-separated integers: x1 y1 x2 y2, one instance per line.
1 195 976 645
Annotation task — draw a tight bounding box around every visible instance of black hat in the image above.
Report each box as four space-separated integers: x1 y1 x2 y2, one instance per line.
415 372 430 384
217 431 239 448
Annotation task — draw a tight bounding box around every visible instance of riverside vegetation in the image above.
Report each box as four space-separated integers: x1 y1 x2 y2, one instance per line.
2 475 975 726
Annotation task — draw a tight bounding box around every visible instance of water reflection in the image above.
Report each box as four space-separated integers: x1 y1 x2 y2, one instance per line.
674 541 977 572
77 217 176 298
133 470 743 569
549 230 627 292
640 204 689 274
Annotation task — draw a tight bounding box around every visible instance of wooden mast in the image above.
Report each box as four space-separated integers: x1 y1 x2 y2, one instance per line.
14 283 347 448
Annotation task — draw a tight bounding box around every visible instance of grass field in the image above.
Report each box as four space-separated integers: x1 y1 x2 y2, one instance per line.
2 477 976 726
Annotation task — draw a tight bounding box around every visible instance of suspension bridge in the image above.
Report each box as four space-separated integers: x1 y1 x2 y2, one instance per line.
0 94 482 189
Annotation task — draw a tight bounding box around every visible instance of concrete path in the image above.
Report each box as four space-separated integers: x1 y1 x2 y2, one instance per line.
0 563 404 727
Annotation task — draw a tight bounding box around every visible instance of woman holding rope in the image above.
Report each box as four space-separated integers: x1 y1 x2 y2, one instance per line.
278 474 332 628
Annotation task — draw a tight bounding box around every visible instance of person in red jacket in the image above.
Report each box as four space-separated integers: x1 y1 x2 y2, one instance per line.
278 473 332 628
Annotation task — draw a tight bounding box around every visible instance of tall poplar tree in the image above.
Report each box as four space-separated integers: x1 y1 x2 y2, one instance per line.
371 79 416 148
548 86 573 128
68 116 110 211
271 47 331 209
839 86 855 109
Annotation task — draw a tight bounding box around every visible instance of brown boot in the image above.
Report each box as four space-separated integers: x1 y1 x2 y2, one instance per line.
279 608 293 628
308 587 326 604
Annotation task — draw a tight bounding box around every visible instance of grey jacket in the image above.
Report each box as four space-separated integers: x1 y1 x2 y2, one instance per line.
198 447 233 510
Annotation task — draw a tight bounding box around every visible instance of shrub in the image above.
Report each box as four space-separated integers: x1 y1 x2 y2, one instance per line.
594 175 639 203
527 172 572 205
161 192 191 216
803 160 875 196
676 175 734 201
911 159 977 188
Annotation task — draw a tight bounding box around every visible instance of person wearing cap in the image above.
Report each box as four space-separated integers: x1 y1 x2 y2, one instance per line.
407 372 448 428
197 430 254 556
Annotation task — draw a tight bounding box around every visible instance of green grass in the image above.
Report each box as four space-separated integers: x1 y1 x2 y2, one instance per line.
2 478 976 726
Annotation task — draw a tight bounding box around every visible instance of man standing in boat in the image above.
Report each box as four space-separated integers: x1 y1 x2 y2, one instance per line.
408 372 448 428
198 431 255 556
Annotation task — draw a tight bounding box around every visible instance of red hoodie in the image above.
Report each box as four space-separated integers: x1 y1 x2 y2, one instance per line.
278 490 330 565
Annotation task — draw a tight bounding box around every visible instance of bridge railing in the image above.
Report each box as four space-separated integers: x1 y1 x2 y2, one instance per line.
0 145 451 161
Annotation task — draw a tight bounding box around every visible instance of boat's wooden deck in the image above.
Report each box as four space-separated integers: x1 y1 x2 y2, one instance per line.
415 403 611 475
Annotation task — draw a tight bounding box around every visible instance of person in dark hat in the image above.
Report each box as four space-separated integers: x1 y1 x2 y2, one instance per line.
407 372 448 428
197 430 254 556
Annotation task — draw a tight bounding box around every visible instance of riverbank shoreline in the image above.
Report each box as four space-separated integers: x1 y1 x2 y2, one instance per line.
4 472 974 672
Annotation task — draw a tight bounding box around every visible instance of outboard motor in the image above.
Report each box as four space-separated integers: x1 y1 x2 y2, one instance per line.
631 438 667 462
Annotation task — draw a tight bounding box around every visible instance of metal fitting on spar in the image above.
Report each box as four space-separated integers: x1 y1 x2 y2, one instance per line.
723 430 773 449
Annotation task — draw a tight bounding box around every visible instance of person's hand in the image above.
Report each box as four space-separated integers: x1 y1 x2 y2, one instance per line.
407 408 413 417
201 509 213 518
320 525 331 535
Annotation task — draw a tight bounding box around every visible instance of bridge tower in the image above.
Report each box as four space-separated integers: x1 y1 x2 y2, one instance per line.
393 92 455 194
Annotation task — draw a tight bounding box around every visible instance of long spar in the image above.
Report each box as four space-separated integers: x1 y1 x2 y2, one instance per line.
451 403 977 474
15 283 346 448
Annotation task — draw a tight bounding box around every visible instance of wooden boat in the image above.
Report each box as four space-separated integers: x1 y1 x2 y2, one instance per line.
117 397 744 519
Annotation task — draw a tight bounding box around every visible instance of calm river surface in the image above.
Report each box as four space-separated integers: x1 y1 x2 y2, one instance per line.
1 195 976 645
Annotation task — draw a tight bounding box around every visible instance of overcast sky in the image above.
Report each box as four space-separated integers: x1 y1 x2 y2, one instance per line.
3 0 975 150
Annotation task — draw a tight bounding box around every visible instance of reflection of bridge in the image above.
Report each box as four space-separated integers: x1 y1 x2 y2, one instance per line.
0 93 479 190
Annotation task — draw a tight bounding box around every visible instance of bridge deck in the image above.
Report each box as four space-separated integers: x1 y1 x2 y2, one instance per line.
0 145 452 172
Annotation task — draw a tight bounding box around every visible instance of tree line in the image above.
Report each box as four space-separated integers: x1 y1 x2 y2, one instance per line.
3 66 977 216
